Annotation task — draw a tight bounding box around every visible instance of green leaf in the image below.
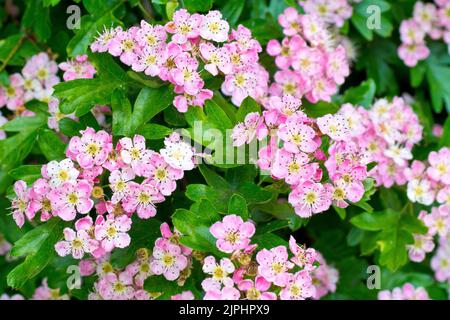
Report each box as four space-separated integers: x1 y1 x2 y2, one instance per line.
172 208 222 255
22 0 52 41
54 53 127 116
204 99 234 133
0 34 40 67
439 116 450 148
38 129 66 161
302 100 339 117
221 0 245 26
130 86 175 133
9 165 42 184
111 89 132 136
7 219 64 289
184 0 213 12
350 209 427 270
351 0 392 40
199 165 231 190
136 123 172 140
343 79 376 108
424 44 450 113
228 194 248 220
0 114 46 132
236 97 261 122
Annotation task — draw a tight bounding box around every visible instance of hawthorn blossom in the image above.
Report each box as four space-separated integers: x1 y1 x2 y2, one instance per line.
210 215 256 253
119 135 151 175
289 181 332 218
43 158 79 187
237 276 277 300
11 180 32 228
94 215 132 252
109 167 135 204
171 291 195 300
141 153 183 196
55 217 98 259
289 236 317 270
98 272 135 300
122 182 164 219
160 133 195 170
150 239 188 281
278 113 318 153
203 286 240 300
199 10 229 42
165 9 202 44
280 270 315 300
49 180 94 221
67 128 113 169
256 246 294 286
200 42 232 76
201 256 235 291
59 54 96 81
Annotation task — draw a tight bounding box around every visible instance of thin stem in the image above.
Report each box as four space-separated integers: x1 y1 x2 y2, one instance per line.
0 35 25 73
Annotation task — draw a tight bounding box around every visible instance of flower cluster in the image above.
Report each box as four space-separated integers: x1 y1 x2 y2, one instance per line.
378 282 430 300
406 147 450 206
339 97 422 188
298 0 358 27
91 9 268 111
266 7 350 104
431 236 450 284
10 128 195 262
0 52 59 113
398 0 450 67
76 224 192 300
202 214 338 300
232 98 370 217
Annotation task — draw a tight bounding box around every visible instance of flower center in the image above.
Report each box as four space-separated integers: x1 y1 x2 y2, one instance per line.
86 143 100 156
225 231 240 244
130 147 140 160
155 168 167 180
305 191 317 204
271 262 283 274
58 170 69 181
246 288 261 300
208 21 220 33
71 238 84 249
162 253 175 267
107 226 117 237
290 284 302 297
212 267 225 279
138 192 151 204
67 193 79 204
37 68 48 80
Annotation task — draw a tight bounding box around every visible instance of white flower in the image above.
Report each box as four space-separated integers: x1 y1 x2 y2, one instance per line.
384 144 413 166
160 135 195 171
45 159 79 187
407 179 434 205
199 10 230 42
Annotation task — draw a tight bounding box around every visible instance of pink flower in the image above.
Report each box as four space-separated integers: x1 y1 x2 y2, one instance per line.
237 276 277 300
289 236 317 270
221 67 258 106
119 134 151 175
278 7 302 36
427 148 450 184
0 235 11 256
378 283 430 300
170 53 204 95
271 148 309 185
408 233 435 263
288 180 332 217
109 167 136 204
55 217 98 259
173 88 213 113
136 21 167 48
398 43 430 67
94 214 132 252
201 256 235 291
311 252 339 299
200 42 232 76
431 240 450 282
400 20 426 45
141 153 183 196
11 180 32 228
98 272 135 300
122 182 164 219
317 114 350 141
278 114 318 153
59 54 96 81
280 270 315 300
67 127 113 169
171 291 195 300
49 180 94 221
407 179 435 205
256 245 294 286
126 256 153 287
203 286 240 300
108 28 139 65
131 44 166 76
165 9 202 44
267 35 306 70
199 10 229 42
326 45 350 85
150 239 188 281
231 112 263 146
423 205 450 237
210 214 255 253
91 26 122 53
32 278 69 300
